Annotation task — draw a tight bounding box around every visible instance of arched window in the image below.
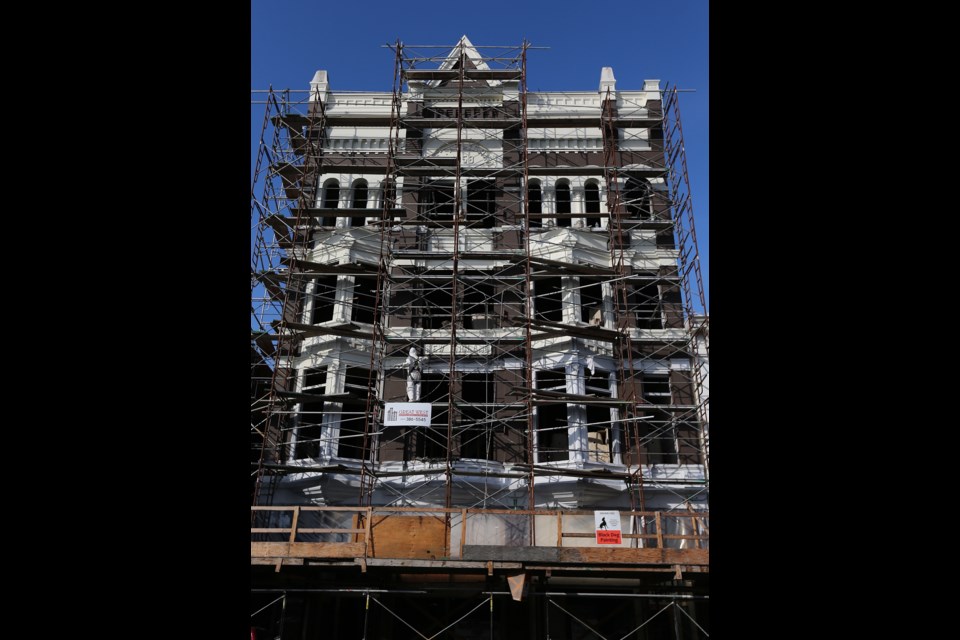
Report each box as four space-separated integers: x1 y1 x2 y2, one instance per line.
527 179 542 228
321 179 339 226
350 179 368 227
555 180 571 227
380 179 395 208
584 181 601 228
625 176 652 220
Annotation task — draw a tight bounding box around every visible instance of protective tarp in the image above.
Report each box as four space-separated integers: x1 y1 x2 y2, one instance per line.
464 513 529 547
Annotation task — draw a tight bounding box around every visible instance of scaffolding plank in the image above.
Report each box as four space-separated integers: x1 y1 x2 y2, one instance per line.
297 207 380 216
251 558 305 566
403 118 519 129
301 162 392 174
285 258 379 274
526 116 657 128
462 546 560 563
532 325 620 341
253 331 275 355
461 545 707 566
526 165 605 176
369 515 446 559
389 274 526 281
559 547 708 566
464 69 522 80
271 113 309 129
363 559 523 569
525 116 601 128
394 156 458 166
251 542 365 559
322 114 391 126
528 257 618 276
528 212 603 219
528 388 630 405
527 165 666 177
385 220 527 229
285 321 373 339
403 69 521 80
613 118 660 128
614 219 675 230
294 207 403 219
404 69 457 80
277 391 355 403
529 213 675 229
392 251 524 261
371 219 457 227
281 392 368 407
255 272 286 300
263 213 296 234
395 167 524 178
384 334 527 344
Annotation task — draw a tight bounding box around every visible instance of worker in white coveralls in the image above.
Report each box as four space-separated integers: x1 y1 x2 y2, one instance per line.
405 347 422 402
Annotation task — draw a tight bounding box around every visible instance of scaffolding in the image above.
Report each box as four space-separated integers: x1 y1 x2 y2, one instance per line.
251 36 709 640
251 37 708 515
251 588 709 640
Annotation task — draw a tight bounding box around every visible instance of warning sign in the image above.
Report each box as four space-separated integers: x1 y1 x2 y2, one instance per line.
594 510 622 545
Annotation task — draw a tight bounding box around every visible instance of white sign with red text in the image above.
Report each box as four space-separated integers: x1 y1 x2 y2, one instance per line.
384 403 432 427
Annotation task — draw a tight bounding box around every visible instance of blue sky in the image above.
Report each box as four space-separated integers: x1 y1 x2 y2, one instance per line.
252 0 708 310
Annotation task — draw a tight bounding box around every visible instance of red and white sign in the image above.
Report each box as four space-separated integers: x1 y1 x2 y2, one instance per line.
384 403 432 426
594 510 622 544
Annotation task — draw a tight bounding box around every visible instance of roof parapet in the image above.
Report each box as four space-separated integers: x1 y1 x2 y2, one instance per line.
310 70 329 102
599 67 616 94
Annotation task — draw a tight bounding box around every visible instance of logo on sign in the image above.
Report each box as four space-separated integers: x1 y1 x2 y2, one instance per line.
384 403 432 426
594 510 622 545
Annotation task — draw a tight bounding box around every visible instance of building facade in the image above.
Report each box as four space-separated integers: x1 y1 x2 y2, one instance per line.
251 37 709 639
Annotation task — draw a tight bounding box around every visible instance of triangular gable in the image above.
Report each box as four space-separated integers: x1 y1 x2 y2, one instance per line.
429 35 500 89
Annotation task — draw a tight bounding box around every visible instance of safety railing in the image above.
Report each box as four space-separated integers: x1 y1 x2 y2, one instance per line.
251 506 708 564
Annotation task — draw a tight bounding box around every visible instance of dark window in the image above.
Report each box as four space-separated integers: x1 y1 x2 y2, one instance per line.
295 366 327 459
321 180 339 226
535 277 563 323
417 374 449 459
337 366 371 459
639 374 677 464
579 279 604 324
555 181 571 227
585 369 612 463
625 177 652 219
350 180 368 227
527 180 542 227
536 368 569 462
380 179 396 208
466 179 496 228
463 277 496 329
459 372 494 460
303 367 328 390
676 420 702 465
584 182 601 228
608 228 628 252
410 270 454 329
638 415 678 464
421 181 454 221
311 276 338 324
350 276 377 324
630 273 663 329
642 374 671 405
343 366 371 396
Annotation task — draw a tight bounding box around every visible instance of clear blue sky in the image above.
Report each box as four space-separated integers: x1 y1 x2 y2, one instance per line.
252 0 709 311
